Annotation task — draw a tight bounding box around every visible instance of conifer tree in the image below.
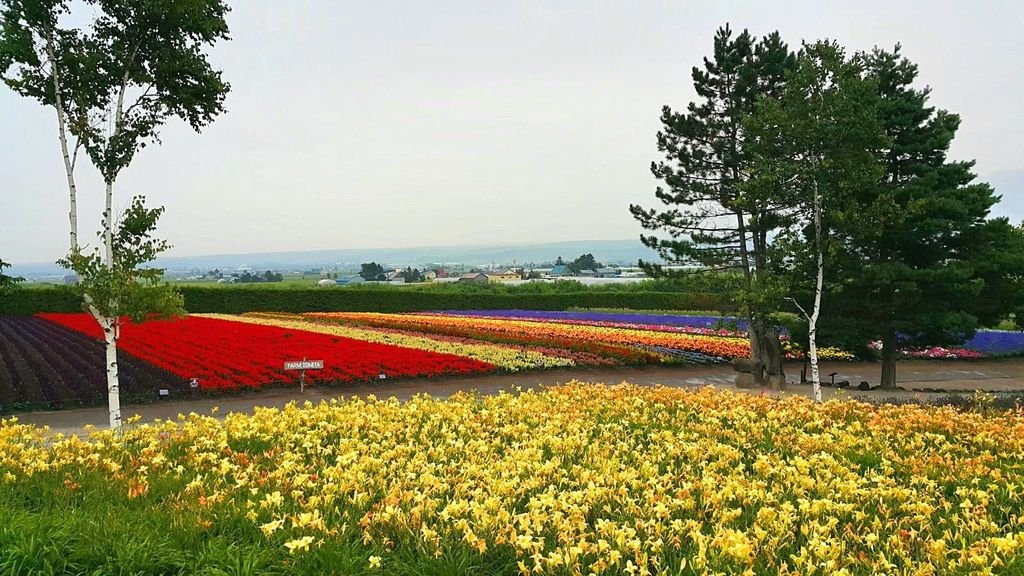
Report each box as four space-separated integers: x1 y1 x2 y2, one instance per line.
828 46 1003 387
0 257 22 292
631 25 796 383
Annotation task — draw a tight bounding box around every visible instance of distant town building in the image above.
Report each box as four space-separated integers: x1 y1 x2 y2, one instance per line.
423 270 437 281
335 274 366 287
487 269 520 283
458 272 489 284
594 267 621 278
549 265 570 277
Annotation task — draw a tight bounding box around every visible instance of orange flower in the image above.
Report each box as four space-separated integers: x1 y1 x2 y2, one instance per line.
127 478 149 500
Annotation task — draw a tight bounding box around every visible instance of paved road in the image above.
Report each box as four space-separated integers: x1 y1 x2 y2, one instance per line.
10 359 1024 436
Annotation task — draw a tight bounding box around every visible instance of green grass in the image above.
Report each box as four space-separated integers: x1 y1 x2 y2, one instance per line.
0 471 516 576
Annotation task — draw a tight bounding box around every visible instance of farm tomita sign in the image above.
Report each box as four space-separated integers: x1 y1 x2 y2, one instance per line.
284 359 323 391
284 360 324 371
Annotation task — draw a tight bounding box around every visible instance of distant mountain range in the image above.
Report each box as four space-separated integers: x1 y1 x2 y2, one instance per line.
11 239 662 278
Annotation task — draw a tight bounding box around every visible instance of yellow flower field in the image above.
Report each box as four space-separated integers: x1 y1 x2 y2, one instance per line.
1 384 1023 575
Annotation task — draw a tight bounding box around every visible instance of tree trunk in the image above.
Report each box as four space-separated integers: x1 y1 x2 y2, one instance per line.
749 316 785 388
880 330 898 388
45 32 79 253
808 178 824 403
761 326 785 378
101 178 121 428
92 58 135 430
747 312 764 374
808 316 821 403
103 180 114 266
101 316 121 429
735 212 761 373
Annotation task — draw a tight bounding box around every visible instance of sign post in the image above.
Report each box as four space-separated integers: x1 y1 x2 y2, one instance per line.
284 358 324 392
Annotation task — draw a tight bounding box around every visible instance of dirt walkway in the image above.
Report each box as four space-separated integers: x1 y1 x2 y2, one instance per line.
11 359 1024 436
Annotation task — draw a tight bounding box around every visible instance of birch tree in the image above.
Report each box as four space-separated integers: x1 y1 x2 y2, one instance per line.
2 0 230 428
747 41 885 401
0 0 103 255
60 196 184 423
75 0 229 428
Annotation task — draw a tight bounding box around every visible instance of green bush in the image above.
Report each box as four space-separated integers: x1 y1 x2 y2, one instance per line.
0 287 83 315
178 287 731 314
0 285 732 315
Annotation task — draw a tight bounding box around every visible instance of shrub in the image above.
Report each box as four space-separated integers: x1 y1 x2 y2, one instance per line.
0 286 731 315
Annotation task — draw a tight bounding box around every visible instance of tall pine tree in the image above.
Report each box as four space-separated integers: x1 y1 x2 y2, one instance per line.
828 46 1002 387
631 25 796 383
970 219 1024 329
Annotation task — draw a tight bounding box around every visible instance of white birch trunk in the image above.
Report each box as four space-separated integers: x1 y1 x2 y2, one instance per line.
101 316 121 429
104 179 114 266
808 277 822 403
44 32 80 254
100 178 121 428
808 178 824 403
99 61 133 430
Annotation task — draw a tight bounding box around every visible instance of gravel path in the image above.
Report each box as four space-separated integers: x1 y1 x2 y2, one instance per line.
10 359 1024 436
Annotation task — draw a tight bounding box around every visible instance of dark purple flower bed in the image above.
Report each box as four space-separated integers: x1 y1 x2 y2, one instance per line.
963 330 1024 356
0 316 189 412
436 309 748 330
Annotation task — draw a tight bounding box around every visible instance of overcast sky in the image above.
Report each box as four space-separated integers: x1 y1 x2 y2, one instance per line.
2 0 1022 264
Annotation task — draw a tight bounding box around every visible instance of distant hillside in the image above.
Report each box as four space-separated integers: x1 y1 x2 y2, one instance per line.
11 239 661 278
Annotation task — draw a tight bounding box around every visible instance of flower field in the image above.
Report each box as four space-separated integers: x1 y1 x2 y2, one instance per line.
963 330 1024 357
199 313 605 370
438 310 1024 359
306 312 752 363
2 383 1023 575
2 309 1021 411
38 313 493 391
0 317 188 410
435 309 751 336
5 309 764 410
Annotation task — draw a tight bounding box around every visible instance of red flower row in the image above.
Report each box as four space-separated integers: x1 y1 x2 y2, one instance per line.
37 314 494 390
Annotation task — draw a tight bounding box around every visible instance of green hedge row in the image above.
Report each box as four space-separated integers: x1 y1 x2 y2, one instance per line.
0 288 84 315
1 286 732 315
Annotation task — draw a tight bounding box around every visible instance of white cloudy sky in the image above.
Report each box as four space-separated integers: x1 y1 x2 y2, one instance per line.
2 0 1022 263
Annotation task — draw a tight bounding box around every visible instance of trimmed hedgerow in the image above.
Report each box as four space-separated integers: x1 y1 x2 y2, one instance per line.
0 286 731 315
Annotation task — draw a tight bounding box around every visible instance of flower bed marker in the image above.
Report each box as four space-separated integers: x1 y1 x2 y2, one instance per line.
284 358 324 392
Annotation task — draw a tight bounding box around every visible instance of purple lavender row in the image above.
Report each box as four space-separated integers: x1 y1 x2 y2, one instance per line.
434 309 749 330
962 330 1024 355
